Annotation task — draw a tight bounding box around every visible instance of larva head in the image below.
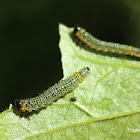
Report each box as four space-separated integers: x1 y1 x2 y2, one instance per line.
74 26 86 34
73 26 84 37
73 27 87 46
14 99 26 112
14 99 21 111
74 26 81 34
78 67 90 78
74 67 90 83
73 67 90 83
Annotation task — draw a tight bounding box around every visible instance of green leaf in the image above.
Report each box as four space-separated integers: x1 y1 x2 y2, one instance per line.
0 24 140 140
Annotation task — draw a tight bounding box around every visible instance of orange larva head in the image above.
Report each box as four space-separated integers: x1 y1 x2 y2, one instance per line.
14 99 27 112
73 26 82 37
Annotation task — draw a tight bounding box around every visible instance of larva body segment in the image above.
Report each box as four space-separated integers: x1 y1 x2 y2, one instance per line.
14 67 90 113
73 27 140 57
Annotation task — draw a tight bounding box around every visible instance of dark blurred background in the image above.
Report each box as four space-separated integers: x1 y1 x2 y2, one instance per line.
0 0 140 112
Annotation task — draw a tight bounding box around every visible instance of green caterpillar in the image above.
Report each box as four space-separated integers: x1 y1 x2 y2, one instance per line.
14 67 90 113
73 27 140 57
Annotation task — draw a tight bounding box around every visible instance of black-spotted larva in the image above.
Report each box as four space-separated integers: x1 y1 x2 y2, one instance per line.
14 67 90 112
73 27 140 57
